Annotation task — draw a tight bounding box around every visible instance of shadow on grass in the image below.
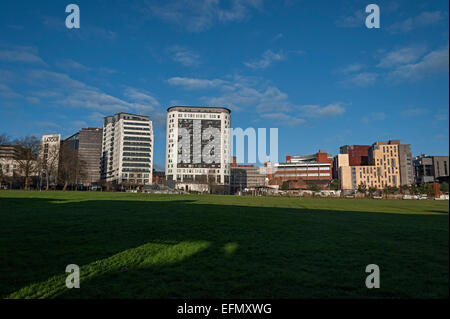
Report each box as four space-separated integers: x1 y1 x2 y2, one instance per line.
0 195 448 299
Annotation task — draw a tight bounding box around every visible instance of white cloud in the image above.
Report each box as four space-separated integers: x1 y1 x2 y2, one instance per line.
168 77 226 89
298 103 346 118
363 112 386 123
342 72 379 87
389 11 446 33
388 45 449 80
0 83 22 99
147 0 263 32
377 47 426 69
260 113 306 126
167 75 345 126
168 46 201 67
55 59 91 72
401 107 426 117
23 69 166 126
335 10 365 28
244 50 285 69
0 47 46 65
339 63 365 74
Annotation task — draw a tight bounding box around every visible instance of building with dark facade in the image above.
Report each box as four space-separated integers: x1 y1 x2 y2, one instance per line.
230 157 266 193
64 128 103 187
339 145 370 166
414 154 449 184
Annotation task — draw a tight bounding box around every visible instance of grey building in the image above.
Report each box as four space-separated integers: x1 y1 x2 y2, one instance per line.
414 154 449 184
64 128 103 187
231 166 266 193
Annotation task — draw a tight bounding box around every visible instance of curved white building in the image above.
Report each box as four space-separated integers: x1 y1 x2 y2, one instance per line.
165 106 231 190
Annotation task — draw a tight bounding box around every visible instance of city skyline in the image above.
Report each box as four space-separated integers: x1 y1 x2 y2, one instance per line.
1 0 449 171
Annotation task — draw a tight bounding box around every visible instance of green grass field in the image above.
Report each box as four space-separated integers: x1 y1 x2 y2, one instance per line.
0 190 448 299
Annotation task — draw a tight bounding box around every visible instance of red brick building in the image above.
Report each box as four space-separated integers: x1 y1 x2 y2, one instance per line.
340 145 370 166
266 150 333 190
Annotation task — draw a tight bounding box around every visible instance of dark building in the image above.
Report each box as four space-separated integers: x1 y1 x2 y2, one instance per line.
339 145 370 166
63 128 103 187
152 170 166 184
414 154 449 184
230 157 266 193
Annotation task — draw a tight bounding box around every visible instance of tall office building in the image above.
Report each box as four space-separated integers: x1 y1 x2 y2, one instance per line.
63 128 103 187
101 113 154 186
379 140 413 186
165 106 231 190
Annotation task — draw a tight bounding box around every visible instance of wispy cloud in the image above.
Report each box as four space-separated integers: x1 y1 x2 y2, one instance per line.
388 45 449 80
335 10 365 28
55 59 91 72
168 46 201 67
298 103 346 118
146 0 264 32
0 83 22 99
167 77 226 89
0 45 46 65
401 107 426 117
338 63 365 75
260 112 306 126
377 46 426 69
167 75 346 126
244 49 286 69
340 72 379 87
362 112 386 123
389 11 447 33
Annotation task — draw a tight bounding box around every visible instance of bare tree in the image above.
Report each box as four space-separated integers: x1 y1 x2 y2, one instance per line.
0 133 11 146
40 143 60 191
14 136 40 190
58 146 87 191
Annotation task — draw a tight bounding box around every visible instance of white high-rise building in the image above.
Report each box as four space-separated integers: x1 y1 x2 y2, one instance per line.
101 112 154 186
165 106 231 190
39 134 61 184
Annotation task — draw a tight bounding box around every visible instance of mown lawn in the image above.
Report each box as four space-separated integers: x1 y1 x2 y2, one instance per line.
0 190 448 299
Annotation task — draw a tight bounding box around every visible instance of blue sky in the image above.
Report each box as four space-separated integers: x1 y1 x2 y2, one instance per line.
0 0 448 169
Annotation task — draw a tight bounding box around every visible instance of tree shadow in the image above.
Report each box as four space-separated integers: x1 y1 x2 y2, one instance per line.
0 195 448 298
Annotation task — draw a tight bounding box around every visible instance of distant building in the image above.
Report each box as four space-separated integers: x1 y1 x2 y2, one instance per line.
63 128 102 187
377 140 413 186
101 113 154 187
165 106 231 193
0 145 21 178
267 150 333 190
0 145 21 159
414 154 449 184
338 140 402 191
152 170 166 184
230 157 266 193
